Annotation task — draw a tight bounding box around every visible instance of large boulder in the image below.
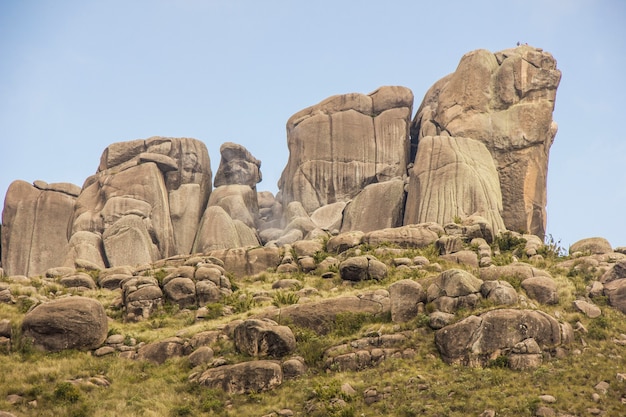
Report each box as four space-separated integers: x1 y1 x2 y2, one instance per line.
362 223 441 248
259 291 390 334
404 136 505 235
412 46 561 237
435 309 569 366
341 179 406 233
569 237 613 255
1 180 78 277
21 297 108 352
233 319 296 358
192 206 260 253
278 86 413 213
136 337 186 364
427 269 483 313
388 279 426 322
196 360 283 394
213 142 262 188
339 256 388 281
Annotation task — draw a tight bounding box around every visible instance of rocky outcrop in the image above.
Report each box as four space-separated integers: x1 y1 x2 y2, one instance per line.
195 360 283 394
69 137 212 269
1 180 79 277
21 297 108 351
435 309 570 367
233 319 296 358
404 136 505 235
278 86 413 213
411 46 561 237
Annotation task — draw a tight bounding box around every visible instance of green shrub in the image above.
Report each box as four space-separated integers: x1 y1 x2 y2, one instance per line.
53 381 81 404
272 290 300 307
494 232 527 253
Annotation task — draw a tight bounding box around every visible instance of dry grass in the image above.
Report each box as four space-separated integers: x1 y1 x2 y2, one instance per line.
1 242 626 416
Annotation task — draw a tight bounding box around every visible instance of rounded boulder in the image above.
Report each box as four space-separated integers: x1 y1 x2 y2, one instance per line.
21 296 108 352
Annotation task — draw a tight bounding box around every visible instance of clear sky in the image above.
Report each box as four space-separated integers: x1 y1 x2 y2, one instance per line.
1 0 624 250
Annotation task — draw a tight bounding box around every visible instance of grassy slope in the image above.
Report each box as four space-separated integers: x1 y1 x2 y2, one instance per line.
1 241 626 417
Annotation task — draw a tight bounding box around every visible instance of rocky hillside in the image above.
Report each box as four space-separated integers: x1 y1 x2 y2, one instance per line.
1 46 625 417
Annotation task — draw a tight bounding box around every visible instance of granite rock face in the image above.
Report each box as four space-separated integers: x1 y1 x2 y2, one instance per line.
411 46 561 237
404 136 506 235
70 137 212 268
1 180 79 277
278 86 413 213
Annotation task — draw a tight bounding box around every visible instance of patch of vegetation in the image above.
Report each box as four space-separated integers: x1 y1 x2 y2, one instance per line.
494 231 527 253
272 290 300 307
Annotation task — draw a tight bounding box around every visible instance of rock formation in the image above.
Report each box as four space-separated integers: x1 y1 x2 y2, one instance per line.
278 86 413 214
1 181 80 277
1 46 561 277
69 137 212 268
404 136 505 235
411 46 561 237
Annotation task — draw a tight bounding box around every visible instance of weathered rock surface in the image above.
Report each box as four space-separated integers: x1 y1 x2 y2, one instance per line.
260 291 390 334
214 142 262 188
278 86 413 213
389 279 425 322
363 223 441 248
196 360 283 394
69 137 212 269
404 136 505 236
435 309 569 366
1 180 77 277
570 237 613 255
233 319 296 358
21 297 108 351
136 337 186 364
412 46 561 237
341 179 405 233
427 269 483 313
339 255 388 281
521 276 559 305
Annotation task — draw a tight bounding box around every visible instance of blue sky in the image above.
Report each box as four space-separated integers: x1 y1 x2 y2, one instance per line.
1 0 625 249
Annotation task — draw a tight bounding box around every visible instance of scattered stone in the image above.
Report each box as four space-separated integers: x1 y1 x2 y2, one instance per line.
233 319 296 358
572 300 602 318
195 360 283 394
188 346 214 368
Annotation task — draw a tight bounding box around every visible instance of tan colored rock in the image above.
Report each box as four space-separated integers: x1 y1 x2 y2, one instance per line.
233 319 296 358
214 142 261 188
363 223 440 248
207 184 259 228
192 206 260 253
1 180 77 277
412 46 561 237
604 279 626 314
427 269 483 313
521 276 559 305
103 214 158 267
326 231 365 254
310 202 346 231
259 292 390 334
279 86 413 213
196 360 283 394
435 309 565 366
339 256 388 281
136 337 185 364
569 237 613 255
389 279 425 323
21 297 107 352
341 179 405 233
404 136 505 235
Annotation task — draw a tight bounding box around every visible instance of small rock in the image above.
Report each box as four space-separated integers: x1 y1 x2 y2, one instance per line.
94 346 116 357
535 406 555 416
341 383 356 396
594 381 609 394
277 409 293 417
480 410 496 417
539 394 556 403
